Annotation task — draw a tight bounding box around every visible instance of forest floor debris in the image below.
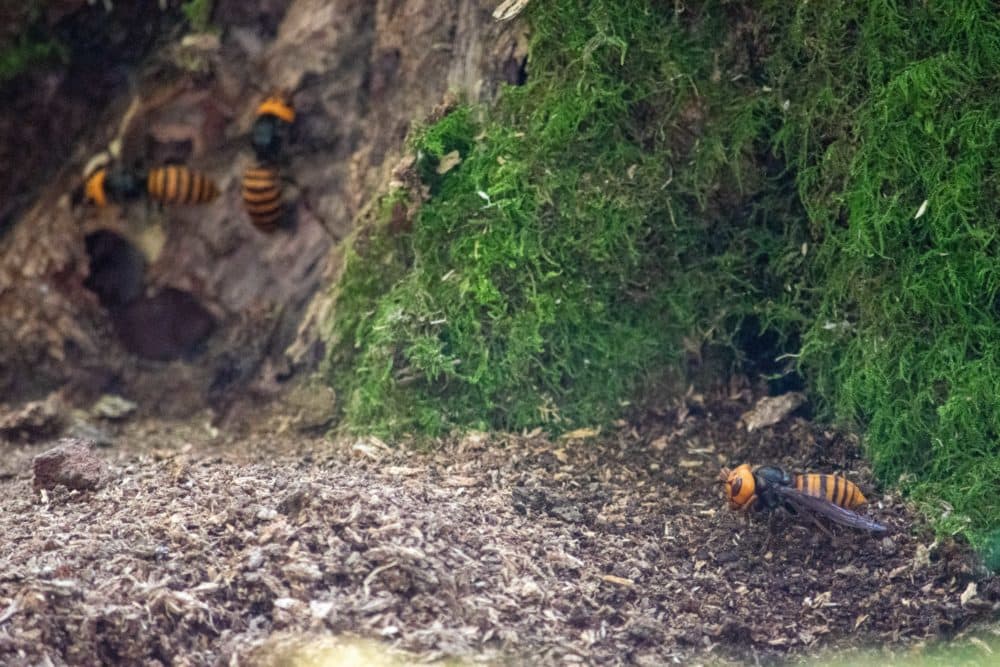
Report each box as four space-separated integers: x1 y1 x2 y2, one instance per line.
1 390 997 665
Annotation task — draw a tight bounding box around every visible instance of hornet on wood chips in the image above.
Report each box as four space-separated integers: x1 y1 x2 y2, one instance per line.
242 92 296 232
719 464 887 533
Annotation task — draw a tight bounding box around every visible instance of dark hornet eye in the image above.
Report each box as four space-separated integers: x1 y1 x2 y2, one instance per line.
730 477 742 496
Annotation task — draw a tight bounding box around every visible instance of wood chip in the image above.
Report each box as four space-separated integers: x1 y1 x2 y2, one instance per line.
441 475 478 487
435 150 462 174
492 0 530 21
560 427 600 440
740 392 806 432
600 575 634 587
960 582 978 606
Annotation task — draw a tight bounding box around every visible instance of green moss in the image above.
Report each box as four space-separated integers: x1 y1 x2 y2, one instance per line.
324 0 1000 551
768 0 1000 550
324 2 808 437
0 35 65 83
181 0 215 33
0 2 71 84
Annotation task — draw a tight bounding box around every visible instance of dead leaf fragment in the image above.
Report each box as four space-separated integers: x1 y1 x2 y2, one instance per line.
435 150 462 174
960 582 977 606
384 466 421 476
741 392 806 432
834 564 868 577
442 475 478 488
600 575 634 587
493 0 530 21
913 542 934 569
650 436 668 451
805 591 832 609
91 394 137 420
560 427 599 441
887 565 909 580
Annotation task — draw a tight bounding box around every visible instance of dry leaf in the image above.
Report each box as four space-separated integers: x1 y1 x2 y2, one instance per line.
810 591 832 608
351 440 384 460
600 574 634 587
741 392 806 432
560 427 599 440
913 542 934 569
435 150 462 174
887 565 909 580
442 475 478 488
493 0 530 21
960 581 977 606
384 466 421 476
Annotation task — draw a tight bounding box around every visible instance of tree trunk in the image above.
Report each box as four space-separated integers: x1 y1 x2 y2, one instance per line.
0 0 526 419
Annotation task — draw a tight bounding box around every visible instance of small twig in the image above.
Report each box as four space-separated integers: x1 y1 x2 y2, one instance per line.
362 560 400 600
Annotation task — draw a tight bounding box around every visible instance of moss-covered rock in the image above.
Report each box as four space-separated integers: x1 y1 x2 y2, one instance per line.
324 2 808 434
772 0 1000 551
323 0 1000 551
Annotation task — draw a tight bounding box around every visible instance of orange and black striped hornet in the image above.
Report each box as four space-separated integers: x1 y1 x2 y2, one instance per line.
719 464 887 532
85 165 219 208
242 92 296 233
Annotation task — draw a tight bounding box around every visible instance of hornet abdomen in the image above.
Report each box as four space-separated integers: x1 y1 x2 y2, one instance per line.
793 473 867 510
241 163 283 232
146 166 219 205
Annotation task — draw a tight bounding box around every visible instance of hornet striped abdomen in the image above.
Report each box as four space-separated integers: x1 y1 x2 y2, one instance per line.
794 473 866 509
241 163 283 232
146 166 219 205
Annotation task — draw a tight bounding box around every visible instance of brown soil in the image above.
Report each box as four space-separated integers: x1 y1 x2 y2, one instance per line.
1 388 997 666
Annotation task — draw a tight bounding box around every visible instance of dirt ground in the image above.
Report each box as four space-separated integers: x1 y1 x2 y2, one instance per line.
1 386 998 666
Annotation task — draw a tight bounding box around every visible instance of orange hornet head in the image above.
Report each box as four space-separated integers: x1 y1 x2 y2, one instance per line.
719 464 756 510
257 92 296 123
84 168 108 207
